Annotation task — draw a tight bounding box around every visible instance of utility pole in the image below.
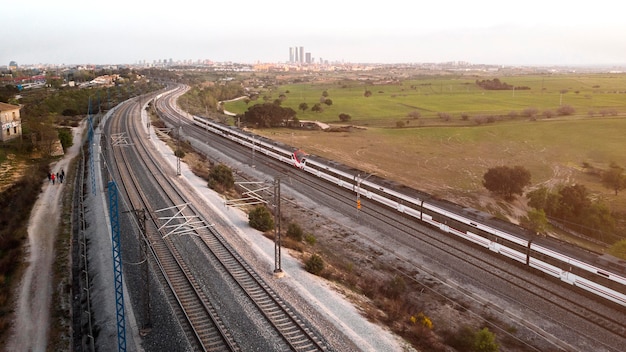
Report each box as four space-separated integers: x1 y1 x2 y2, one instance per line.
134 209 151 334
176 126 181 176
355 173 374 218
273 178 283 277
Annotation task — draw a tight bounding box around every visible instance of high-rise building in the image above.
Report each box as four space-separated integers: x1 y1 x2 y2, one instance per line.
305 52 311 64
294 46 299 63
299 47 304 63
289 47 294 63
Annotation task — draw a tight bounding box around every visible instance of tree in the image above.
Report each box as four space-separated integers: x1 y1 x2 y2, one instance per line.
556 104 575 116
557 184 591 220
520 208 548 234
298 102 309 112
482 166 531 199
248 206 274 232
242 103 296 127
526 186 560 215
322 90 329 97
364 90 372 97
311 103 323 113
338 113 351 122
323 98 333 106
602 162 626 195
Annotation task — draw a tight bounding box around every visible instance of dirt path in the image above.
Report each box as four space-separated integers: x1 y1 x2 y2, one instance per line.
6 123 85 352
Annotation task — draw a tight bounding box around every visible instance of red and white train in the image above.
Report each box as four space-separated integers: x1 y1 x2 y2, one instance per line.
191 115 626 308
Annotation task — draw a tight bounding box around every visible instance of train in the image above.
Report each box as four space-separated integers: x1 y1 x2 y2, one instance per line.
191 115 626 308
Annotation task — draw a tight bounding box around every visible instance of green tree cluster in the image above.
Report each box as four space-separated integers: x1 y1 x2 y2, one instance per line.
602 162 626 195
482 166 531 200
527 185 615 240
241 103 296 128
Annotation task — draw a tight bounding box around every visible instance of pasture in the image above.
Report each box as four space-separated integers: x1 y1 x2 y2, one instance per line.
226 73 626 218
225 73 626 127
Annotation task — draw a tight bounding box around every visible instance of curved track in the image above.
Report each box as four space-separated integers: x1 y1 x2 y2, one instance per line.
104 94 329 351
153 85 626 352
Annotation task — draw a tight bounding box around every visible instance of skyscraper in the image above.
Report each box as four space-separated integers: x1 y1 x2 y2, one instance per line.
299 46 304 63
289 47 294 63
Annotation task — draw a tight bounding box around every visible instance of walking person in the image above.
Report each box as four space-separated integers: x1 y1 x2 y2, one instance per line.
51 173 56 185
47 172 51 183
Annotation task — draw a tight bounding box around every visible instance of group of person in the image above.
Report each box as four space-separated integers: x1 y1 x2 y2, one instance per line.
48 169 65 185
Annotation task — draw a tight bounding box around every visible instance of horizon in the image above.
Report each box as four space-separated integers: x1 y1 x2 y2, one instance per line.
4 1 626 67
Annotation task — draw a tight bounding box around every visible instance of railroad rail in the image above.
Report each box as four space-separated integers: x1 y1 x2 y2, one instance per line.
104 94 329 351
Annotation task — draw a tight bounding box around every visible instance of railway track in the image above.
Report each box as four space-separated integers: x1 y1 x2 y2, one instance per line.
275 158 626 352
152 86 626 352
104 94 329 351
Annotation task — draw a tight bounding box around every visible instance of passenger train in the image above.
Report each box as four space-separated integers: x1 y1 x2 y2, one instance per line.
191 115 626 308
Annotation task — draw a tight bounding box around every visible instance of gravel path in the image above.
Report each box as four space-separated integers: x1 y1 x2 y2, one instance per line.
7 123 85 351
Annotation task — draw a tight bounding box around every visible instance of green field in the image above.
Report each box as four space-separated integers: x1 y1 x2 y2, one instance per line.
226 73 626 219
225 74 626 127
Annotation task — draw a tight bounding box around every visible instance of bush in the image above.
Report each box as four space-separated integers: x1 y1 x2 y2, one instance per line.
385 275 406 299
207 164 234 190
286 222 303 241
57 128 73 151
305 254 324 275
248 206 274 232
338 113 351 122
304 233 316 245
174 149 185 158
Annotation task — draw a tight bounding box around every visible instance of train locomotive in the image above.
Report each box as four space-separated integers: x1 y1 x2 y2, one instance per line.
191 115 626 308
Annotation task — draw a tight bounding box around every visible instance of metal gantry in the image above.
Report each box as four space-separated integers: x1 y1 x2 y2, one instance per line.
108 181 127 352
155 203 214 239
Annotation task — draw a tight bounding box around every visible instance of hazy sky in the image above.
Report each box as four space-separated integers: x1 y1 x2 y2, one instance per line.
4 0 626 66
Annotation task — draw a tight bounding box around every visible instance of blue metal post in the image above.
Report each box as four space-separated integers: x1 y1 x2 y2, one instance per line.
88 97 96 195
108 181 127 352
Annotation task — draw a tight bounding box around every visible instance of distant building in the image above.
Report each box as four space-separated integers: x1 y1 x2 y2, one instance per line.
299 46 304 63
289 47 295 63
8 61 17 71
0 102 22 142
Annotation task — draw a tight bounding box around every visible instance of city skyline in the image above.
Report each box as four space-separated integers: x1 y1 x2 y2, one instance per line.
3 0 626 67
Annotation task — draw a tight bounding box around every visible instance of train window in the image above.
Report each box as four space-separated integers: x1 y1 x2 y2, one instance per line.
597 271 610 278
470 222 477 227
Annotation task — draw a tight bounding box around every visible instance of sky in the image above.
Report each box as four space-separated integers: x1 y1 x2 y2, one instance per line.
4 0 626 67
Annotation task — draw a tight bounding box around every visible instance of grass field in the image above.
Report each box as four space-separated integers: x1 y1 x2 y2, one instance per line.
224 73 626 219
225 74 626 127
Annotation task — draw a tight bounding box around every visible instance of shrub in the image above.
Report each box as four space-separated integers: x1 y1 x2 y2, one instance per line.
396 120 406 128
174 149 185 158
385 275 407 299
407 110 421 119
556 104 575 116
305 254 324 275
57 128 73 151
304 233 316 245
248 206 274 232
338 113 352 122
473 327 499 352
286 222 303 241
207 164 234 190
410 312 433 329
